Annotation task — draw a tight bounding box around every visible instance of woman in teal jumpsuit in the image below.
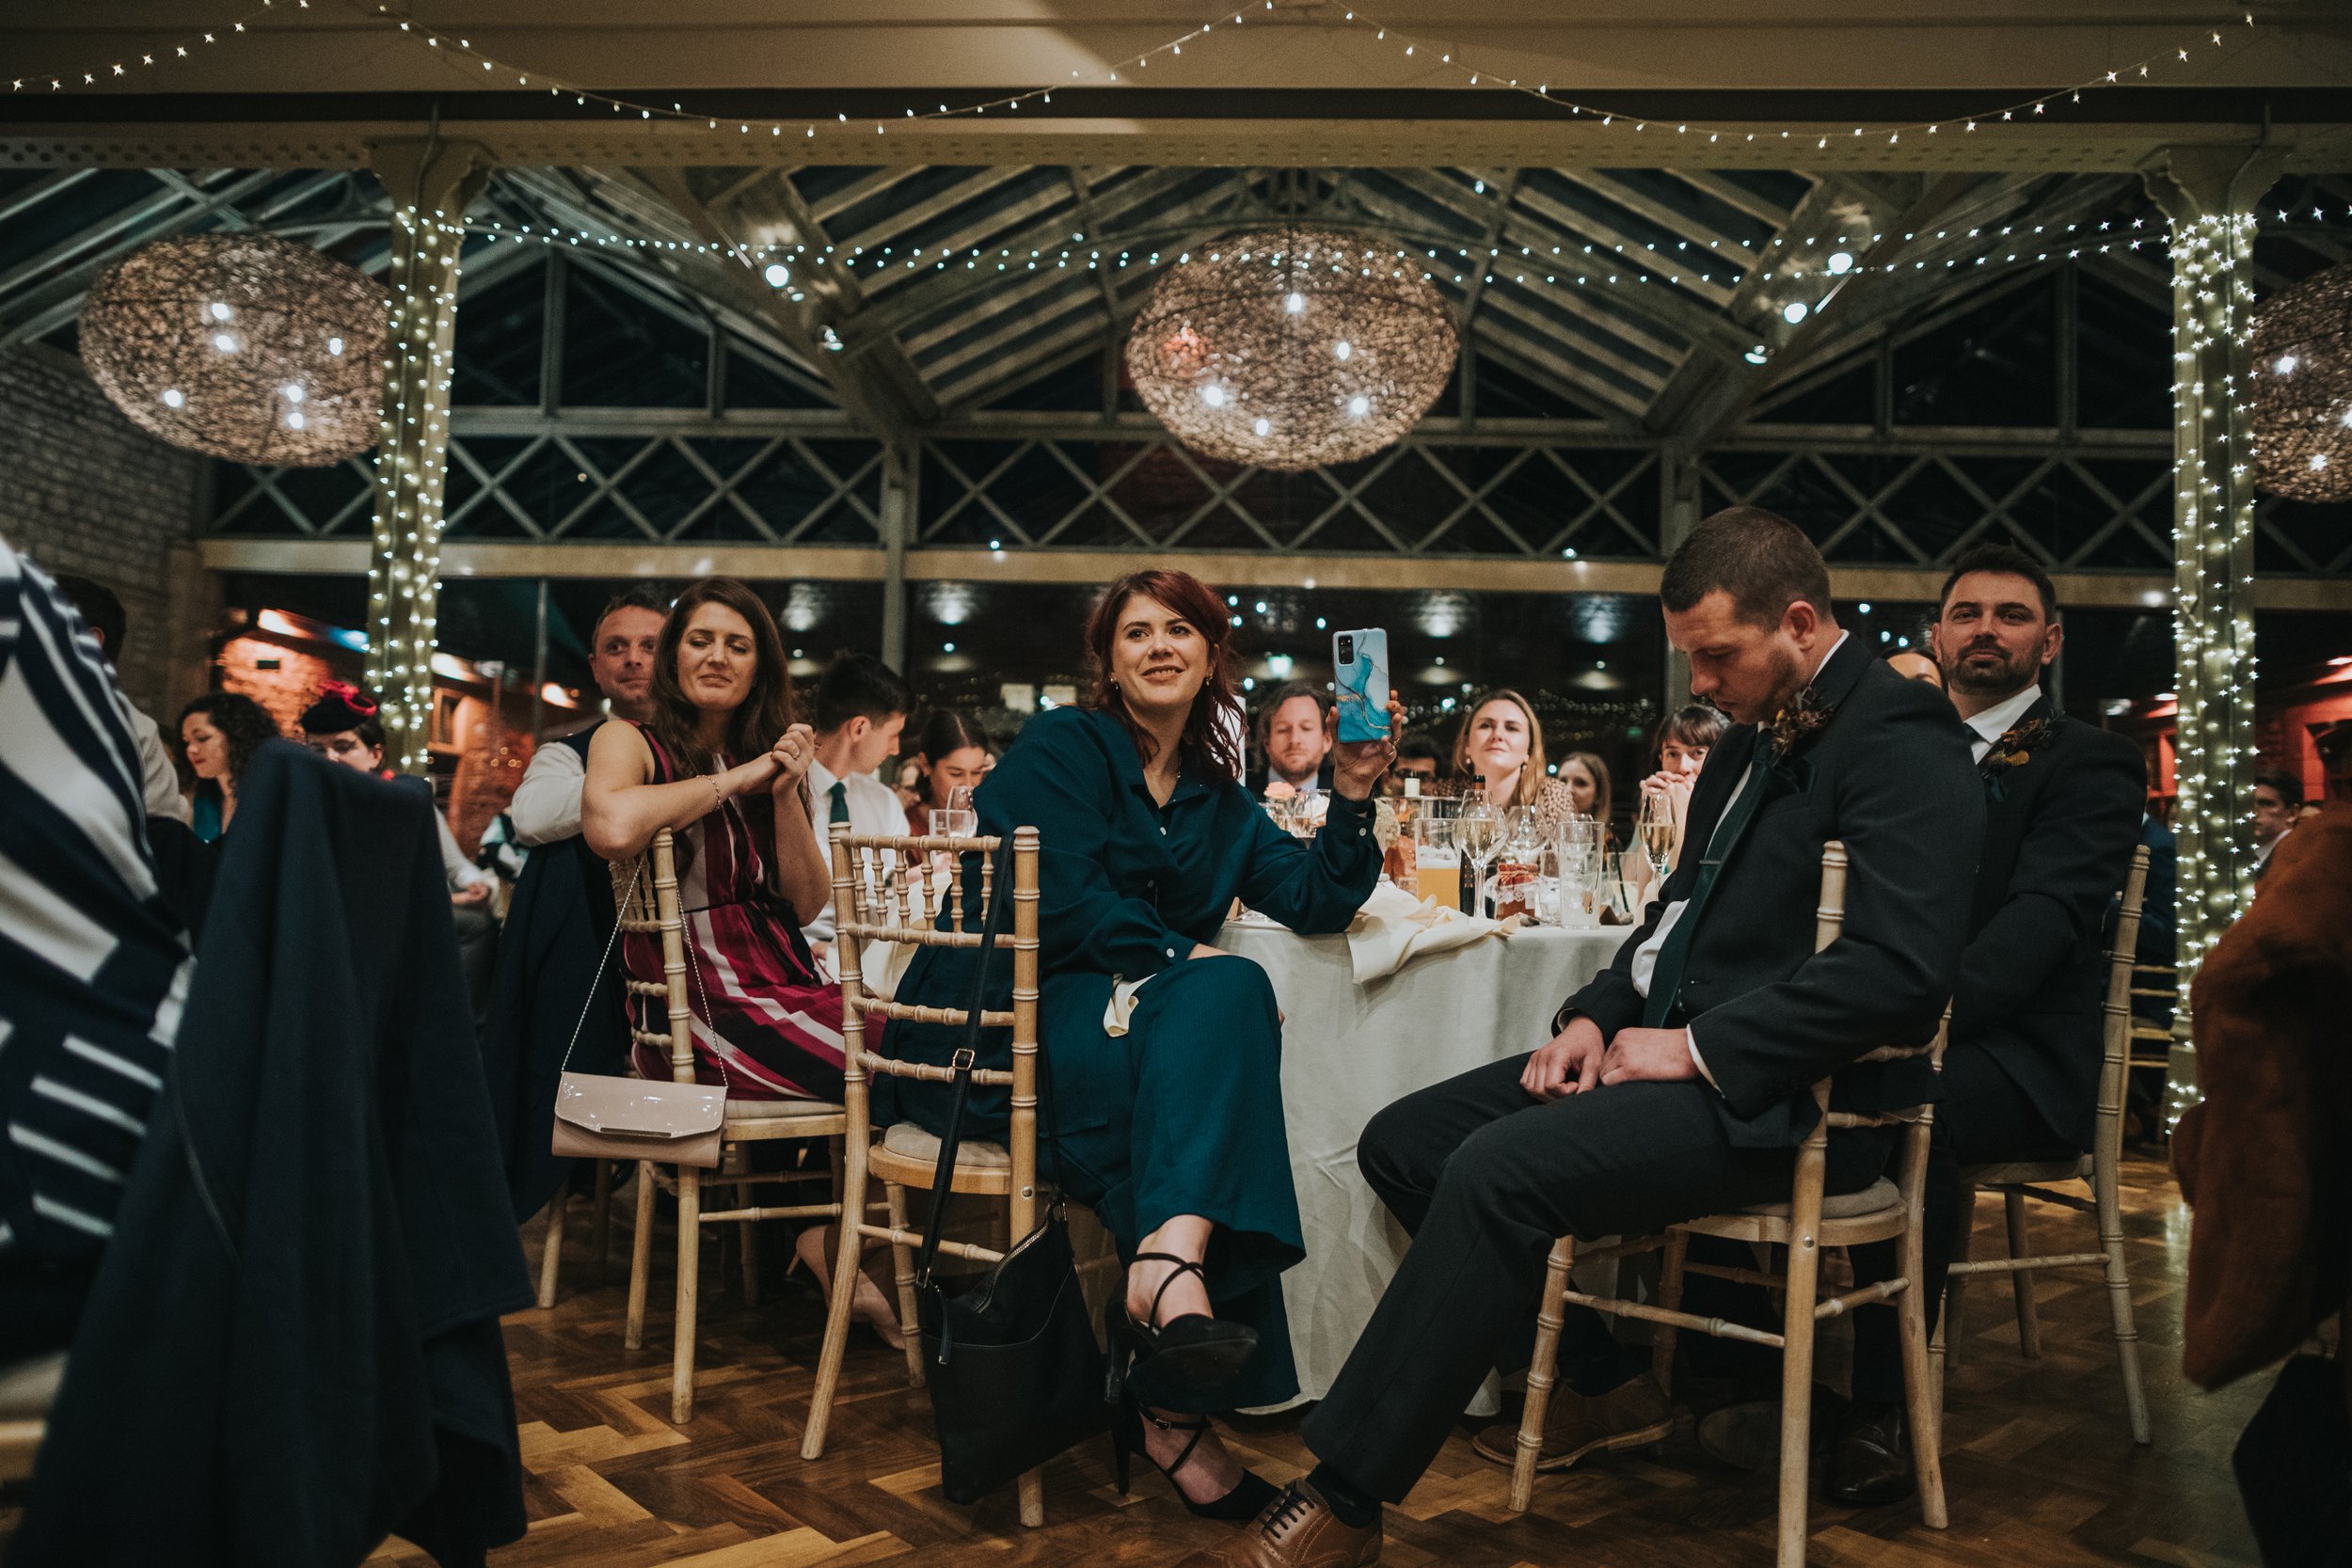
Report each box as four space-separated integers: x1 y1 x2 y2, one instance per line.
888 568 1394 1514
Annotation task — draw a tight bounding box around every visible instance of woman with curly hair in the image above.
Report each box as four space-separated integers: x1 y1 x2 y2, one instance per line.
178 691 279 842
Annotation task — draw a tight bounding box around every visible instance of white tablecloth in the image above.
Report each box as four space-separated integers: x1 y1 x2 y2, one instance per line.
1217 919 1629 1405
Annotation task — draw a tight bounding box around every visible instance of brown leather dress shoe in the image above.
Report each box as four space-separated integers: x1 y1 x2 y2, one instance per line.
1820 1401 1915 1507
1174 1481 1381 1568
1470 1371 1675 1472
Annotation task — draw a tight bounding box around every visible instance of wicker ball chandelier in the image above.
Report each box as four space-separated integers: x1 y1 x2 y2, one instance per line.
1125 227 1458 471
79 234 389 467
2250 259 2352 503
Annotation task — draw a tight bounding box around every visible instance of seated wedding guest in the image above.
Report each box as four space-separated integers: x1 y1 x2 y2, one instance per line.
178 690 278 841
891 755 927 816
482 587 664 1220
580 578 842 1101
2252 768 2301 878
889 568 1396 1520
1886 649 1945 688
804 652 914 950
300 681 497 908
303 681 501 1024
510 587 663 847
49 574 187 825
1253 679 1334 799
1640 703 1724 804
2171 808 2352 1566
910 707 993 827
1692 545 2143 1504
1387 733 1443 794
1557 748 1613 827
0 538 196 1360
1454 689 1580 824
1185 510 1982 1568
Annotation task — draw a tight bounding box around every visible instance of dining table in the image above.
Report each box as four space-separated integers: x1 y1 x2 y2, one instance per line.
1216 914 1633 1406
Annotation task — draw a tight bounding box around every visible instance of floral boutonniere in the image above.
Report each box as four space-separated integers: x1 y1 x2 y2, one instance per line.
1763 685 1837 760
1980 715 2064 801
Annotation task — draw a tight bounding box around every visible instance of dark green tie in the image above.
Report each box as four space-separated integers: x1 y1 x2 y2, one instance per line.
1641 741 1779 1027
828 780 850 825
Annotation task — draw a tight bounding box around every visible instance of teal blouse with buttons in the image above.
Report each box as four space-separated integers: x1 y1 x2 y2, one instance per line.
885 704 1382 1151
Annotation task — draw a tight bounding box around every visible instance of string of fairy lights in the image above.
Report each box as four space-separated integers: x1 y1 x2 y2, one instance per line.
7 1 296 93
2162 209 2262 1129
365 202 470 772
1329 6 2264 149
6 0 2264 157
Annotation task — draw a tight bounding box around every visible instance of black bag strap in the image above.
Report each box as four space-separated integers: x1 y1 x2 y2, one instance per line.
913 838 1011 1289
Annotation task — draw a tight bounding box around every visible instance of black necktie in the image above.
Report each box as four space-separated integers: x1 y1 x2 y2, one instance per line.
1642 741 1778 1028
828 780 850 826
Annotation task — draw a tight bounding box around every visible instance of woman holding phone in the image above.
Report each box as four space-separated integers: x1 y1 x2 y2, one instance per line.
887 569 1399 1519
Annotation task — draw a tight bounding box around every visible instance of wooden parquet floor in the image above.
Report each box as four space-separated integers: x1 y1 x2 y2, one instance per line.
7 1155 2268 1567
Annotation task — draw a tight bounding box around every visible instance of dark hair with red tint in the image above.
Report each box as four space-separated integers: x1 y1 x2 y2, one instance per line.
1083 569 1245 790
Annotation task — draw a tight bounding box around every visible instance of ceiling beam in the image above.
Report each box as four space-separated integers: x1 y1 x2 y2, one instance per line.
193 536 2351 611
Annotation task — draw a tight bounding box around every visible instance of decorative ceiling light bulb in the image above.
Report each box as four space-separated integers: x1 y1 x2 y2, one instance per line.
2276 354 2298 374
762 261 791 287
1127 226 1454 471
79 234 387 466
1826 251 1854 275
1782 300 1810 324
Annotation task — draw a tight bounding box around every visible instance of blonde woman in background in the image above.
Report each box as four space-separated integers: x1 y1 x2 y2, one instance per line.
1450 689 1581 827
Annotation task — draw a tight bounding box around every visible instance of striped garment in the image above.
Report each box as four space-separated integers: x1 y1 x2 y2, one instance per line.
0 537 194 1263
624 726 846 1101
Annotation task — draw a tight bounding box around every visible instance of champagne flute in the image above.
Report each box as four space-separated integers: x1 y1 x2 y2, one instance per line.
1635 788 1677 880
1455 796 1500 915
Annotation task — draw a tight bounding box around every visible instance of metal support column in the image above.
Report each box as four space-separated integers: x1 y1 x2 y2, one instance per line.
879 442 915 673
2144 145 2284 1125
364 135 492 772
1659 450 1701 716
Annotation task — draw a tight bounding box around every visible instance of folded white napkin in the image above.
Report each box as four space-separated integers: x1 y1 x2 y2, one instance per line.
1347 879 1519 982
1103 974 1154 1037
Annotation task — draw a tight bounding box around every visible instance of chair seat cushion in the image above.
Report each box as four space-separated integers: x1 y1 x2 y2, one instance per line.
1738 1176 1899 1221
881 1120 1011 1170
723 1095 846 1121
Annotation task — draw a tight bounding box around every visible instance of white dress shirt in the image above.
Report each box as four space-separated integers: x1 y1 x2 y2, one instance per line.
803 758 912 943
127 703 191 824
510 733 588 847
1959 683 2044 765
1628 631 1850 1086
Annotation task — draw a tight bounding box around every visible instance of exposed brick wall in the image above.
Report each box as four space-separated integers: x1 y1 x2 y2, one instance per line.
0 344 203 717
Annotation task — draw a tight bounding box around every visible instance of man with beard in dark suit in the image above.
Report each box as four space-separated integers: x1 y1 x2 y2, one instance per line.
1792 544 2146 1504
1176 508 1984 1568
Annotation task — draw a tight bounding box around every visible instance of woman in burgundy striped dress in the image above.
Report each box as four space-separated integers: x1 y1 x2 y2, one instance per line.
581 578 845 1101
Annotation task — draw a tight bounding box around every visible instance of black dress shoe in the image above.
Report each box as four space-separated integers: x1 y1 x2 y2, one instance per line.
1821 1400 1915 1507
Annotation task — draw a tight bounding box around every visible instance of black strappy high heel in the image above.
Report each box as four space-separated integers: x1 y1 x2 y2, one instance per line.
1103 1252 1260 1412
1110 1393 1279 1521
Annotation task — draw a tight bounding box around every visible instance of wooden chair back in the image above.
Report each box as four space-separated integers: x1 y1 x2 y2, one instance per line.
2096 847 2153 1173
609 829 695 1086
831 827 1042 1234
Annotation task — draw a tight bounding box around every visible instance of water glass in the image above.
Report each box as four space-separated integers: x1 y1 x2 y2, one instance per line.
1414 816 1462 911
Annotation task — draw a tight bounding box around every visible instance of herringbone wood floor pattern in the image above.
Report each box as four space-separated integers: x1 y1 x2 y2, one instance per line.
7 1156 2266 1566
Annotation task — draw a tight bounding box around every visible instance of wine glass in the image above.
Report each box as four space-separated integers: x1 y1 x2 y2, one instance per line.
1635 788 1677 881
1291 785 1326 838
930 784 977 842
1454 796 1501 916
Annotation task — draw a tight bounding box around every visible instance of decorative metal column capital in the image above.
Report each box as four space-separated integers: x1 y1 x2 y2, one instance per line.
2142 145 2283 1126
364 136 492 773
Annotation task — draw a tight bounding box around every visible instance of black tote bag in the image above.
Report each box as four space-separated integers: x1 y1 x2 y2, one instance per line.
910 845 1109 1506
